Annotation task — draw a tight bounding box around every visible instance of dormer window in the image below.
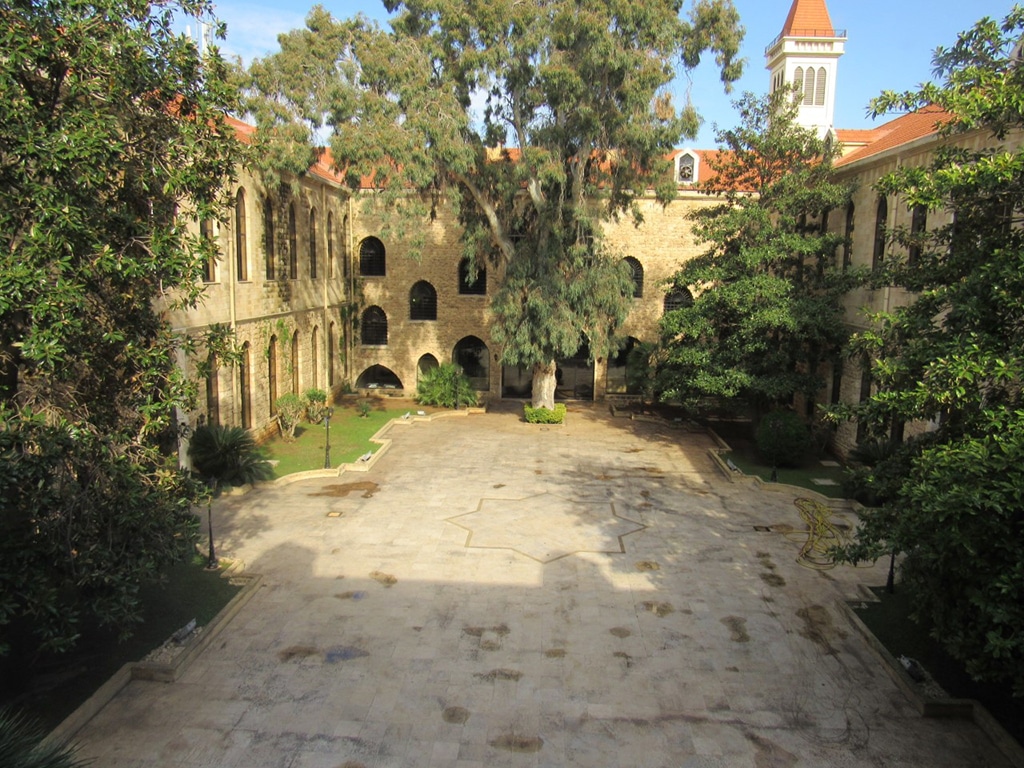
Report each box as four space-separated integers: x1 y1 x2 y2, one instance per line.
676 151 698 185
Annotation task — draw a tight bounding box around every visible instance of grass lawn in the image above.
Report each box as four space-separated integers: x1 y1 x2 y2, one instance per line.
721 448 848 498
3 555 241 732
261 399 441 478
856 586 1024 747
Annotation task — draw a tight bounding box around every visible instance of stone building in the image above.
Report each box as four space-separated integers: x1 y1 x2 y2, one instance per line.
171 0 1017 458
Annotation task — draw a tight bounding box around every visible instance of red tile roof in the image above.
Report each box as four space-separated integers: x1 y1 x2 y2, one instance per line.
780 0 834 37
835 106 953 167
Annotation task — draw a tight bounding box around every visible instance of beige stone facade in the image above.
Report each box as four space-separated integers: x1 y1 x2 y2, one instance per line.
170 161 721 440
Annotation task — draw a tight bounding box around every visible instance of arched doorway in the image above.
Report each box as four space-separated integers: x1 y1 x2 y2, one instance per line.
356 365 403 390
452 336 489 390
417 354 439 385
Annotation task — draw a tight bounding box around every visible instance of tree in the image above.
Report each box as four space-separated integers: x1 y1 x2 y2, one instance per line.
834 8 1024 696
239 0 744 408
0 0 241 663
655 89 854 417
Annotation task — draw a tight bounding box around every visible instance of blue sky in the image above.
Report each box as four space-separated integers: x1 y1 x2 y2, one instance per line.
209 0 1014 147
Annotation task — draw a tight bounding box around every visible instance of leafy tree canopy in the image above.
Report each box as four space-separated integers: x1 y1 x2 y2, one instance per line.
655 90 854 414
835 7 1024 696
239 0 744 407
0 0 241 662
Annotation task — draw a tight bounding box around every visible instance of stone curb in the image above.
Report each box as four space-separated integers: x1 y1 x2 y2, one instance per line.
45 567 263 749
837 599 1024 768
705 430 857 512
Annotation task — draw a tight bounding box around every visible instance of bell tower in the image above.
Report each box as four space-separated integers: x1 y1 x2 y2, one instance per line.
765 0 846 137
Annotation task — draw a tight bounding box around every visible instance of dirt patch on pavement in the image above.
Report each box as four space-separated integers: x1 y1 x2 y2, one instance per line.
308 482 379 498
642 601 674 617
369 571 397 587
442 706 470 724
490 733 544 753
722 616 750 643
609 627 632 638
475 668 522 682
796 604 846 655
277 645 319 662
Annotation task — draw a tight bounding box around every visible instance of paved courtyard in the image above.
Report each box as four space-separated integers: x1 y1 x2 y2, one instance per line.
72 404 1010 767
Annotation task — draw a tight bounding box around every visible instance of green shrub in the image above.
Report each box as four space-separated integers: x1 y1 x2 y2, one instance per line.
416 363 478 409
303 388 328 423
755 410 810 468
274 393 305 440
0 707 87 767
356 399 372 418
524 403 567 424
188 425 273 489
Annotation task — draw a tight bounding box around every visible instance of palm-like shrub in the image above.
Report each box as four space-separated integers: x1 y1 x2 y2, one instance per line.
0 707 87 768
303 388 328 423
188 425 273 490
416 363 477 408
274 394 305 441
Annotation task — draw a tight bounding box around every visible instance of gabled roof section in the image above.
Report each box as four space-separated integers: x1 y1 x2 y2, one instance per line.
780 0 834 38
835 106 954 167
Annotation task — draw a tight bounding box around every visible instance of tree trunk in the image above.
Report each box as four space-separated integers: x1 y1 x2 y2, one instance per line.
532 360 557 410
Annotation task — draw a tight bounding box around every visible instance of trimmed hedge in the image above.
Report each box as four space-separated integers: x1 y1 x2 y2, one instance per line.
524 403 566 424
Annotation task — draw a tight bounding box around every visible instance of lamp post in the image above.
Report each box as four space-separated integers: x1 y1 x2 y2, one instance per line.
206 478 218 570
323 406 335 469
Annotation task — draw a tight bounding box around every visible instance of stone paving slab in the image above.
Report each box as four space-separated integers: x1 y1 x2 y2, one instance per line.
71 404 1012 767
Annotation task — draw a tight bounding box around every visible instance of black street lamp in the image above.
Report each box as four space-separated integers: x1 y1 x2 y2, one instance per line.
206 478 218 570
323 406 335 469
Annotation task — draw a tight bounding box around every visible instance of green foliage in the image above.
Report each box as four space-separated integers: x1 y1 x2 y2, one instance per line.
188 425 273 490
274 393 305 441
303 388 328 423
239 0 745 407
416 363 478 409
754 410 810 468
356 400 372 418
524 404 567 424
0 409 200 658
0 707 87 768
657 89 855 413
834 9 1024 695
0 0 239 656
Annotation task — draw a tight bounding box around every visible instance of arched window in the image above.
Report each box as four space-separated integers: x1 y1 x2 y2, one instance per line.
359 237 386 276
342 215 350 278
803 68 815 106
311 326 319 387
458 257 486 294
793 66 804 102
410 280 438 320
908 204 927 265
206 352 219 426
623 257 643 298
327 322 335 387
814 67 827 106
361 306 388 345
200 218 216 283
239 343 252 429
327 212 335 279
309 208 318 279
264 197 275 280
663 287 694 314
291 329 300 394
842 201 855 269
288 203 298 280
872 195 888 270
356 365 402 390
234 189 247 281
268 335 278 415
453 336 489 390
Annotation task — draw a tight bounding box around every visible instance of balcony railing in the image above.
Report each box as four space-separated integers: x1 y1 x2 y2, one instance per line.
765 28 847 54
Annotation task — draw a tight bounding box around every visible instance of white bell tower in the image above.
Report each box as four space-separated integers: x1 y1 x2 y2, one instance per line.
765 0 846 138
